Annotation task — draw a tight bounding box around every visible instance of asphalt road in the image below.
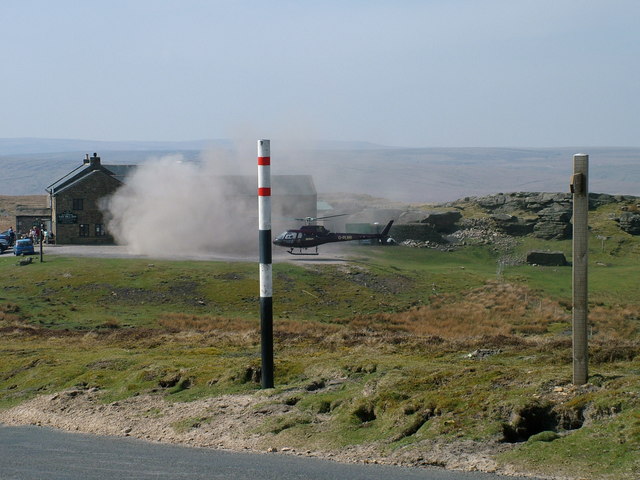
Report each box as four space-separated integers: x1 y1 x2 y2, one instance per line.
0 426 537 480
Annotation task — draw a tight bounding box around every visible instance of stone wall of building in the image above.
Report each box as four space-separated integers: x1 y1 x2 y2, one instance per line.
53 171 121 245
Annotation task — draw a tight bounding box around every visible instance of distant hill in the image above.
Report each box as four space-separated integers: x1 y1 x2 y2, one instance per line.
1 139 638 202
0 138 229 155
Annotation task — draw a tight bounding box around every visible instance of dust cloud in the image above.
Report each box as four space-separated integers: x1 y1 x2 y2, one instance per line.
100 141 404 259
101 151 258 257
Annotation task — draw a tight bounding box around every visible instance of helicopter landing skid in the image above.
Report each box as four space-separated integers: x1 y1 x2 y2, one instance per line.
287 247 319 256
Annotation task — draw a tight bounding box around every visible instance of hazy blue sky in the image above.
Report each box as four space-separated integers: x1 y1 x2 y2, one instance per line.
1 1 638 147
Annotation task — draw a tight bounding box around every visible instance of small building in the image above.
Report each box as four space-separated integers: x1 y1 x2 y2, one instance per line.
46 153 137 245
15 205 52 236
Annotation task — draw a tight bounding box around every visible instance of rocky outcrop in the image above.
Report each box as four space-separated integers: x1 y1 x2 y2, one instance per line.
398 210 462 233
467 192 573 239
472 192 627 214
390 224 443 243
420 210 462 233
617 212 640 235
397 192 640 246
474 192 570 214
394 210 462 243
490 214 535 236
533 204 573 240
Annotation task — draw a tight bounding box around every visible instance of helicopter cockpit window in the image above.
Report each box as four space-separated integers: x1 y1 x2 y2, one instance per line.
275 232 296 241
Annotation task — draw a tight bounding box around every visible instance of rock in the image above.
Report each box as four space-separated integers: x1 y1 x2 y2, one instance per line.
533 204 572 240
419 210 462 233
389 224 443 243
466 349 501 359
491 213 515 222
526 251 568 266
397 210 461 233
617 211 640 235
476 194 508 210
491 214 535 236
413 191 640 243
397 211 429 224
589 193 623 209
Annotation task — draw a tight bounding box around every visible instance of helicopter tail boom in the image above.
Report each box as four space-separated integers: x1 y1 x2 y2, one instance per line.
381 220 394 238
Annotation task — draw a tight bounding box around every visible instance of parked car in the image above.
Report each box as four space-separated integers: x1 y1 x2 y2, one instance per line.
14 239 35 256
0 231 13 246
0 238 7 254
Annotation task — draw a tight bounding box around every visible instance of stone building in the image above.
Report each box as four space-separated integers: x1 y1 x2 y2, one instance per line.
15 205 52 236
46 153 136 244
46 154 317 245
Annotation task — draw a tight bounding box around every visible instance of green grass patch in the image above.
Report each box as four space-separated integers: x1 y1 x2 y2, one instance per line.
1 226 639 478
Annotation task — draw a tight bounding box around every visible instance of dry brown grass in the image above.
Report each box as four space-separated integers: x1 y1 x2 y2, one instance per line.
5 284 634 361
157 313 255 333
590 304 640 339
150 284 639 360
336 282 568 340
0 303 22 325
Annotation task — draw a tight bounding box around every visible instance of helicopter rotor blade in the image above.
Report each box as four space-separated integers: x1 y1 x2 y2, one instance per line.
316 214 350 220
294 213 350 222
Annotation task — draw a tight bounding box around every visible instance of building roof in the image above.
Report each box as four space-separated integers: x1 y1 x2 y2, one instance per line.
103 164 138 183
46 163 93 194
15 205 52 216
46 154 137 196
49 169 122 196
47 156 314 198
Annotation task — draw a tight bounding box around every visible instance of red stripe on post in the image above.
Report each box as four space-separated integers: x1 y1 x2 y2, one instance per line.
258 156 271 166
258 187 271 196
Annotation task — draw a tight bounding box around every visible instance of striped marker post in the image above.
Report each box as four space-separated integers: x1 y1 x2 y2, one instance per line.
258 139 274 388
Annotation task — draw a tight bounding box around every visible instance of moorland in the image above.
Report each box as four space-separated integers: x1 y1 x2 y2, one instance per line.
0 196 639 480
2 139 640 202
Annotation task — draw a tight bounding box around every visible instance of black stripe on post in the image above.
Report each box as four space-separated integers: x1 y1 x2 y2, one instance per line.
260 296 274 388
259 229 272 265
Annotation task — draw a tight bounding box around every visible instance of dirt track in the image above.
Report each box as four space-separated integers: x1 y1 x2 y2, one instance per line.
38 244 351 264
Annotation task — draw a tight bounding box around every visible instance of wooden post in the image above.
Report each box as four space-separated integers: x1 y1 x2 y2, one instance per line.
571 154 589 385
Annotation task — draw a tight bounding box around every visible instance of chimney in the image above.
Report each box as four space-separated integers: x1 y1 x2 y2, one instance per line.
83 154 90 164
89 153 101 167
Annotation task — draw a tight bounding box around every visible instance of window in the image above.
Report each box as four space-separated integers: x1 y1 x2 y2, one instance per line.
79 224 90 237
72 198 84 210
95 224 106 237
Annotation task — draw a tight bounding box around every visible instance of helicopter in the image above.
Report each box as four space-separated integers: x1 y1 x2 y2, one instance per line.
273 214 394 255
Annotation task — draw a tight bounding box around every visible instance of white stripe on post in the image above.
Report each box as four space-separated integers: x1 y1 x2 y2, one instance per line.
259 263 272 298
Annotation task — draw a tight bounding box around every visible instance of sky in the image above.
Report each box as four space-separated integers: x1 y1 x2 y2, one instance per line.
1 0 638 148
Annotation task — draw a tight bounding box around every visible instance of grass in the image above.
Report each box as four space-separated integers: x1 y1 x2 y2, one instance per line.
1 215 639 479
